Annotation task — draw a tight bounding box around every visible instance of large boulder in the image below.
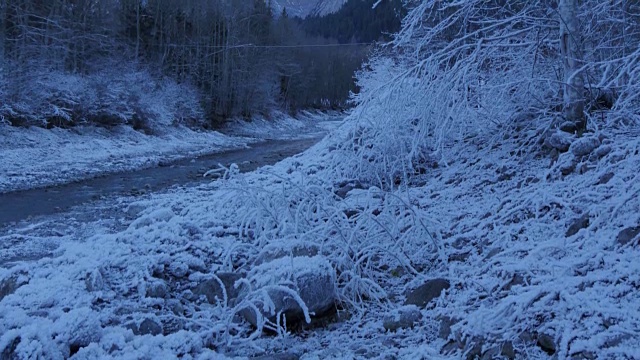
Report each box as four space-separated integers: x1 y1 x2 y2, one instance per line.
240 256 337 328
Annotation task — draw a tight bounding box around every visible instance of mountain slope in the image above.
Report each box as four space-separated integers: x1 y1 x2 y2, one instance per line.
271 0 347 18
310 0 348 17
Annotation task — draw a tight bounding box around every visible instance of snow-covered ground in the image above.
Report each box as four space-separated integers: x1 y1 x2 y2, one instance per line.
219 111 342 141
0 112 337 193
2 107 638 358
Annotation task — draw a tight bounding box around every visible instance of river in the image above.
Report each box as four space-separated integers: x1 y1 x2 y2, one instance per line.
0 137 323 226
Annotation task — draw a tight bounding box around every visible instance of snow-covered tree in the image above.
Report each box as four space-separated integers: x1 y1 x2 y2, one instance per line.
342 0 640 185
559 0 585 130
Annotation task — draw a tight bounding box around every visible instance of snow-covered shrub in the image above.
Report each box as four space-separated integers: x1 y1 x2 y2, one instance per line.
222 170 442 316
0 67 87 127
82 67 206 132
136 75 206 131
37 72 85 127
580 0 640 128
0 60 206 131
81 71 134 128
334 0 640 187
334 1 562 185
0 70 10 126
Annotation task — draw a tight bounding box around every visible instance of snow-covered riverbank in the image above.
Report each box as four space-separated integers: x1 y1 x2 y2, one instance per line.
0 112 337 193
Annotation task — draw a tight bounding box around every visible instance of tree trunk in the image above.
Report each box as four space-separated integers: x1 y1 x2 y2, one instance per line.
135 0 140 61
559 0 585 131
0 0 5 62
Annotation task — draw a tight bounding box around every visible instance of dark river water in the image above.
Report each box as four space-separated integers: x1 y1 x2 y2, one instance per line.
0 137 322 226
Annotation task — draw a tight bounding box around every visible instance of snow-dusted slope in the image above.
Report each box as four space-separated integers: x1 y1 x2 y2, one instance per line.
310 0 348 17
271 0 347 18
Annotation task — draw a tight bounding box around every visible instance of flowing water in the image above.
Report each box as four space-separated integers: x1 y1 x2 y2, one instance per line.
0 137 322 226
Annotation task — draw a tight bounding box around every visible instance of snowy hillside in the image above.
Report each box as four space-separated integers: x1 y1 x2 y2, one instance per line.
271 0 347 18
310 0 348 17
2 111 639 359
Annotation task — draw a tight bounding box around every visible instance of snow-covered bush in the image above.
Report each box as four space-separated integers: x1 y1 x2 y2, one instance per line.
580 0 640 127
333 1 562 186
0 62 206 131
0 68 86 127
222 167 443 316
0 70 10 126
81 67 206 132
334 0 640 188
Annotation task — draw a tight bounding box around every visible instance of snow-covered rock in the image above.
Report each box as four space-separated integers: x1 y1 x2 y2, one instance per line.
56 308 104 352
145 280 168 299
0 273 26 302
404 279 450 308
616 226 640 247
241 256 337 327
127 318 163 336
543 130 573 152
252 353 300 360
537 333 557 356
383 305 423 331
552 151 578 177
167 261 189 278
192 272 245 306
333 180 365 199
559 121 580 133
594 144 612 158
565 212 590 237
570 136 601 157
84 268 108 293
